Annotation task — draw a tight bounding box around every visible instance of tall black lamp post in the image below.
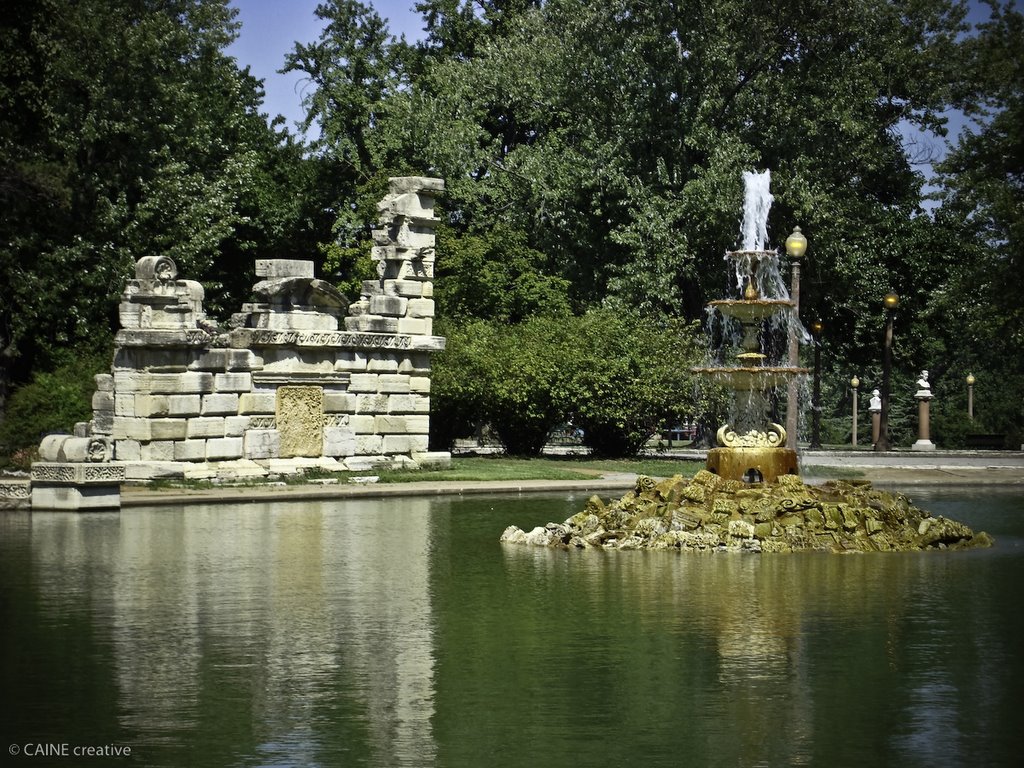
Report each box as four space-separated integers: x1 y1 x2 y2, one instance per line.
810 320 824 449
874 292 899 452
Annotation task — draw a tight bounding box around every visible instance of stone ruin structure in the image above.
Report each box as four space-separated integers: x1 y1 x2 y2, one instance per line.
29 177 448 510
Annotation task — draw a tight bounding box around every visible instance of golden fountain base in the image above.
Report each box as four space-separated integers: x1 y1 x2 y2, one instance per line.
706 422 799 482
706 446 799 483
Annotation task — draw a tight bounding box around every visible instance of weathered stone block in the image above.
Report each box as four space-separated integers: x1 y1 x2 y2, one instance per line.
406 298 435 318
367 355 400 373
214 372 253 392
355 434 383 454
397 317 429 335
323 427 357 457
397 353 431 374
345 316 399 333
201 393 239 415
374 415 407 434
382 435 410 454
409 376 431 394
239 392 276 414
224 416 249 437
206 437 244 460
378 374 411 393
356 394 389 414
150 419 188 440
132 395 167 418
91 411 114 435
369 294 408 316
186 417 226 439
92 391 115 412
113 417 152 441
409 435 430 453
348 373 380 393
333 351 368 372
148 372 214 394
174 439 207 461
141 441 176 461
243 430 280 460
348 415 375 433
94 374 114 392
113 371 149 393
387 394 429 414
323 393 356 412
392 280 424 298
254 259 315 278
167 394 202 417
115 393 136 417
114 439 142 461
405 415 430 434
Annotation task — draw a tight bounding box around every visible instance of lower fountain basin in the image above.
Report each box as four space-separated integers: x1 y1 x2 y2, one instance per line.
706 446 799 483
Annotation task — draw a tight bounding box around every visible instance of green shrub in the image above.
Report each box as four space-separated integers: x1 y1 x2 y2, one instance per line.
0 354 108 465
431 311 704 457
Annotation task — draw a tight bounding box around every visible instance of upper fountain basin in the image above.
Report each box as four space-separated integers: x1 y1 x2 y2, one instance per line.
708 298 795 322
691 365 810 391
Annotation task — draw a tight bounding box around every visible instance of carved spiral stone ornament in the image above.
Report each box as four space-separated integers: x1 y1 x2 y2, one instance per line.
135 255 178 282
716 423 787 448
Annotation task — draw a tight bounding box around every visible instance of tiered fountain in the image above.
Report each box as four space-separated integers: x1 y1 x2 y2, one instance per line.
692 170 807 482
500 170 991 553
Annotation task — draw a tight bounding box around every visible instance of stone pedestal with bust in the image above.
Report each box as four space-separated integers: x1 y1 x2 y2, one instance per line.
912 370 936 451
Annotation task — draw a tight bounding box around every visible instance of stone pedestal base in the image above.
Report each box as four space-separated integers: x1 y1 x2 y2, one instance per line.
30 462 125 510
0 479 31 509
706 447 799 483
915 394 934 451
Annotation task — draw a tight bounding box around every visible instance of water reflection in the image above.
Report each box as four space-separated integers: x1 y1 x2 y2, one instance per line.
499 532 1021 768
24 500 438 767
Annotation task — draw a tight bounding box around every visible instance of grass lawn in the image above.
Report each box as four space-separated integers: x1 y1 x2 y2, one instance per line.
144 455 707 489
374 455 706 483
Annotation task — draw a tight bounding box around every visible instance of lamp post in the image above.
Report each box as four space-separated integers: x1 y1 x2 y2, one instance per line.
875 292 899 452
785 226 807 449
810 320 823 449
850 375 860 446
966 373 975 420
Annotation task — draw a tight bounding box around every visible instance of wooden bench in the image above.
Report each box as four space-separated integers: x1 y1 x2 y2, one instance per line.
965 434 1006 450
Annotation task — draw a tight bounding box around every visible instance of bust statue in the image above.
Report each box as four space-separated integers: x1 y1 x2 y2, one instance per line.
869 389 881 411
916 370 932 398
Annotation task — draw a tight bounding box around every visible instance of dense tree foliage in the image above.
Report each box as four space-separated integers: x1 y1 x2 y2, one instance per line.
0 0 333 416
2 0 1022 457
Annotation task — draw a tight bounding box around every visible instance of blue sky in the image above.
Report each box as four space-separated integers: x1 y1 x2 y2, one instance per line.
226 1 426 131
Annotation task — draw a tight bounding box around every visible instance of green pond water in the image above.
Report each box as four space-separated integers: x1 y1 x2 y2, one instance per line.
1 488 1022 767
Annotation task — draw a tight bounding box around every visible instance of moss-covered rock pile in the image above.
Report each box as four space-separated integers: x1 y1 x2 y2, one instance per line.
500 470 993 553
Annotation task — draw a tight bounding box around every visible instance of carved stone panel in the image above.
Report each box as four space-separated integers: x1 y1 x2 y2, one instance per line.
276 386 324 458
